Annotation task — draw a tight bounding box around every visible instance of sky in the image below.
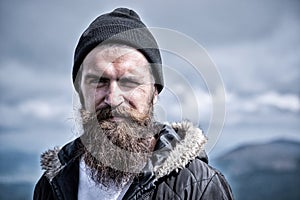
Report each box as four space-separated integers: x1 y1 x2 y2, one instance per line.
0 0 299 183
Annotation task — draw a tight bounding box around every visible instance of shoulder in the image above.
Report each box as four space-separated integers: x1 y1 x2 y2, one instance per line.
156 157 214 192
180 158 234 199
39 138 83 181
33 146 63 200
34 138 83 199
33 175 55 200
154 157 234 200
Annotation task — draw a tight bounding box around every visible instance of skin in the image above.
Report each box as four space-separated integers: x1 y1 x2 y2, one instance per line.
80 44 158 121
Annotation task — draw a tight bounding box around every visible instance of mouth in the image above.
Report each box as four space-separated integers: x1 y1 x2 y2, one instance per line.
99 111 128 122
107 116 124 122
96 106 132 122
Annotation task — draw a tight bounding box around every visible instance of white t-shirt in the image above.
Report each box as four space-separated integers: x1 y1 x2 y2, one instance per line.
78 158 132 200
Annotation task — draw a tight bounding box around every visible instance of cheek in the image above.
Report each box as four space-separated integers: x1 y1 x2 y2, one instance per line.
81 87 104 111
127 86 153 113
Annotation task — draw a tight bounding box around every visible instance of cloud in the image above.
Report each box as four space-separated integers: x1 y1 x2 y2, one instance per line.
228 91 299 113
208 13 300 94
226 91 299 126
139 0 300 45
1 0 300 187
0 59 72 102
0 0 299 157
255 92 299 112
156 86 212 125
0 59 75 153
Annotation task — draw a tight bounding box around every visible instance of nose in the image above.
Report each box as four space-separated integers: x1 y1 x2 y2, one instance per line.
104 81 124 108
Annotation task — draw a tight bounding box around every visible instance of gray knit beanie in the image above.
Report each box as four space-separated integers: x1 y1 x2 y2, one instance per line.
72 7 163 93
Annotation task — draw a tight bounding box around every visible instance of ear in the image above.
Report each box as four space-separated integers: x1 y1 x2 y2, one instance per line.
78 90 85 109
152 87 159 104
77 64 85 108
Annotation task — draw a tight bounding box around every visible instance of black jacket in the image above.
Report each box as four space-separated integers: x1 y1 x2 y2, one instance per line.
34 121 234 199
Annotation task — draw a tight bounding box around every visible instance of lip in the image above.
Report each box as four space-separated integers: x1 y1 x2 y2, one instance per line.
108 116 124 122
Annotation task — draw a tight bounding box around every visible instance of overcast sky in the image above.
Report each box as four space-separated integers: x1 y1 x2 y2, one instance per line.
0 0 299 182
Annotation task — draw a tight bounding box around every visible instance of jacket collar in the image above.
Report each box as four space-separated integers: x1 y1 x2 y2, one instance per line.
40 138 82 182
152 121 207 180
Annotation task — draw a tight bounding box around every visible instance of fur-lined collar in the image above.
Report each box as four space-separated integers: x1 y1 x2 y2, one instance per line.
40 121 207 182
154 121 207 180
40 146 63 181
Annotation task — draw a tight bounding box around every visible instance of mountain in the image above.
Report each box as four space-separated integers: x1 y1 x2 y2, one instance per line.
212 139 300 200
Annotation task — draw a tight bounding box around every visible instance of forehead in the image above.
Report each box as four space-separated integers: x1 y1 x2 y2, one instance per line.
82 44 152 77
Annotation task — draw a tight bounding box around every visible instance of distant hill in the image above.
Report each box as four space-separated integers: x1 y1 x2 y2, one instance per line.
212 139 300 200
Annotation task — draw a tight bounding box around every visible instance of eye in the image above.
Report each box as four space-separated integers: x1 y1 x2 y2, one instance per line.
88 78 98 84
118 78 141 89
88 77 109 88
97 78 110 87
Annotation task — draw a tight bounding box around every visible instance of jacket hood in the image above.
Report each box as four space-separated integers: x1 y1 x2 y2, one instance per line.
40 121 207 182
151 121 207 180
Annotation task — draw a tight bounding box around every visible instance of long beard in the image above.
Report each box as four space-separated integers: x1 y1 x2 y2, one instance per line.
79 105 159 188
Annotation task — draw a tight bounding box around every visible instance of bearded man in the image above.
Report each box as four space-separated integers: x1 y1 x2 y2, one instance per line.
34 7 234 200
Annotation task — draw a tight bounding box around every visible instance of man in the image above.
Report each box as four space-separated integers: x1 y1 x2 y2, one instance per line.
34 7 234 200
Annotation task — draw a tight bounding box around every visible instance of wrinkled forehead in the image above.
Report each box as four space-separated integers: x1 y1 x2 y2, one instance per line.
82 44 153 78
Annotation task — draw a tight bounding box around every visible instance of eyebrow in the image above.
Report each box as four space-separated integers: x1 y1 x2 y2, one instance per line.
84 73 101 80
85 72 144 80
119 75 140 81
84 73 113 83
118 77 142 85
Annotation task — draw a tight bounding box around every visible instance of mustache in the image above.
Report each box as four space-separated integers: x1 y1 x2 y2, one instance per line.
96 106 131 120
95 105 151 125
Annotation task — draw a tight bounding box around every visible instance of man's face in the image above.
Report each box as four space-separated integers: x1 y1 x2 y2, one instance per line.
78 45 159 186
80 44 157 119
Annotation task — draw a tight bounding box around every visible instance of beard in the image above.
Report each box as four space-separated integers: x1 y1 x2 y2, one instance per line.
79 104 159 188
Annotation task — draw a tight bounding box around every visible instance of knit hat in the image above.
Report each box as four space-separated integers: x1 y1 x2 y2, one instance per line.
72 7 163 93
